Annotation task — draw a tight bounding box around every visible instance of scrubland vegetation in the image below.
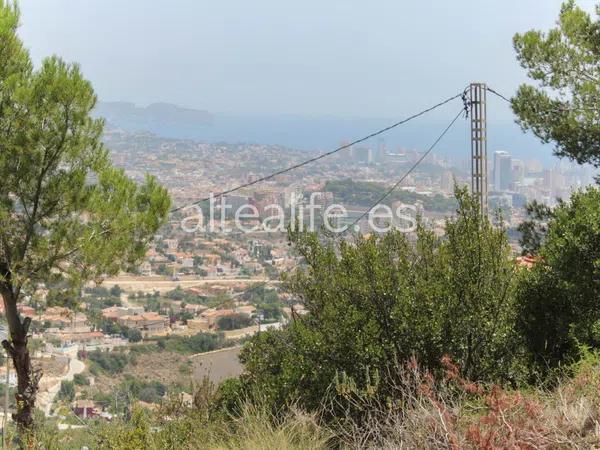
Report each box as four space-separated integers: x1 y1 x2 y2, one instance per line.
14 182 600 449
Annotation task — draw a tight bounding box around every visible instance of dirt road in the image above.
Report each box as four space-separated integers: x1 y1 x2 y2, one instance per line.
39 357 86 416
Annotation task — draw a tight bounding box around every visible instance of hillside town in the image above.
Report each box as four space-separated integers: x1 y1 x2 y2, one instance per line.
0 125 596 425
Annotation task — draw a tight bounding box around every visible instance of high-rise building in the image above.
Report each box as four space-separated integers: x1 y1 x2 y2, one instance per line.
441 170 454 194
511 159 525 185
375 138 386 162
493 151 512 191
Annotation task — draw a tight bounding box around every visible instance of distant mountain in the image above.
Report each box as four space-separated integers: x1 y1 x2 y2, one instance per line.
94 101 214 134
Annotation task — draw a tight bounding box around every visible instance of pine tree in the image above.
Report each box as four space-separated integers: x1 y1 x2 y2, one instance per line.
0 1 170 429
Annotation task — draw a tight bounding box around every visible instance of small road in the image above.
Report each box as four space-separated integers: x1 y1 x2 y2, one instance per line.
39 357 86 417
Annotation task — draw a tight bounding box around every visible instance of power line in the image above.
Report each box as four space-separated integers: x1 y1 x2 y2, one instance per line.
251 109 466 295
163 110 465 336
245 105 463 314
343 108 466 235
486 86 600 112
170 91 467 213
168 93 469 284
485 86 511 103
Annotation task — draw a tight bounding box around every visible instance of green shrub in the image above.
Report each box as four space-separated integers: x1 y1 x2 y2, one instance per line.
240 187 524 414
517 188 600 379
88 349 129 374
73 373 89 386
178 363 192 375
126 328 143 343
156 332 232 355
217 313 253 331
93 401 331 450
58 380 75 402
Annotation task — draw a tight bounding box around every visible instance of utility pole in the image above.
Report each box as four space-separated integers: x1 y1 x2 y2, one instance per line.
470 83 488 215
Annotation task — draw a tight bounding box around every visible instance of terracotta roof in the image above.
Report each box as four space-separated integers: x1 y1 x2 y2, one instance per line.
202 309 235 318
516 255 540 269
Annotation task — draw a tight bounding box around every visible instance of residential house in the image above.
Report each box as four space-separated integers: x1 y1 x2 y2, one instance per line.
46 330 105 346
72 400 99 419
184 304 208 316
140 261 152 276
18 305 35 318
186 318 210 331
101 306 145 321
200 309 236 328
117 312 169 337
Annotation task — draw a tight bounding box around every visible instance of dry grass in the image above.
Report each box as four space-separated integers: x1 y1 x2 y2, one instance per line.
89 401 332 450
27 353 600 449
333 355 600 449
208 403 332 450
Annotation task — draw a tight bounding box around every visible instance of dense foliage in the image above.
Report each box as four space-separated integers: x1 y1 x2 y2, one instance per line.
88 350 130 375
0 1 170 428
517 187 600 379
516 200 556 255
5 0 600 444
120 376 167 405
512 0 600 168
217 313 254 331
239 188 524 414
57 381 75 402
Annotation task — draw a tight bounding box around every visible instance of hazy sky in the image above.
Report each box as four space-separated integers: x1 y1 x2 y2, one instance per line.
17 1 599 120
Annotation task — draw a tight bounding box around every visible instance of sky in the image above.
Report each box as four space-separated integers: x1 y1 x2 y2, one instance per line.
17 0 599 122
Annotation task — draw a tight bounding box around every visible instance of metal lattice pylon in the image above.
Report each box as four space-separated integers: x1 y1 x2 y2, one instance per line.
470 83 488 215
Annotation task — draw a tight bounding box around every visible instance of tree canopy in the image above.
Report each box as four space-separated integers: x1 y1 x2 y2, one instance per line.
0 1 170 428
512 1 600 167
517 187 600 378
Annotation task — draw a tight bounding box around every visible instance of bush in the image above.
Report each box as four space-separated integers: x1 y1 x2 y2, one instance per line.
88 349 129 374
58 380 75 402
517 188 600 379
73 374 89 386
138 387 161 404
257 303 281 321
110 285 123 297
156 332 232 355
239 188 524 414
126 328 143 343
101 320 122 336
327 355 600 449
178 363 192 375
117 377 166 405
29 354 600 449
165 286 185 301
217 313 253 331
93 402 332 450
